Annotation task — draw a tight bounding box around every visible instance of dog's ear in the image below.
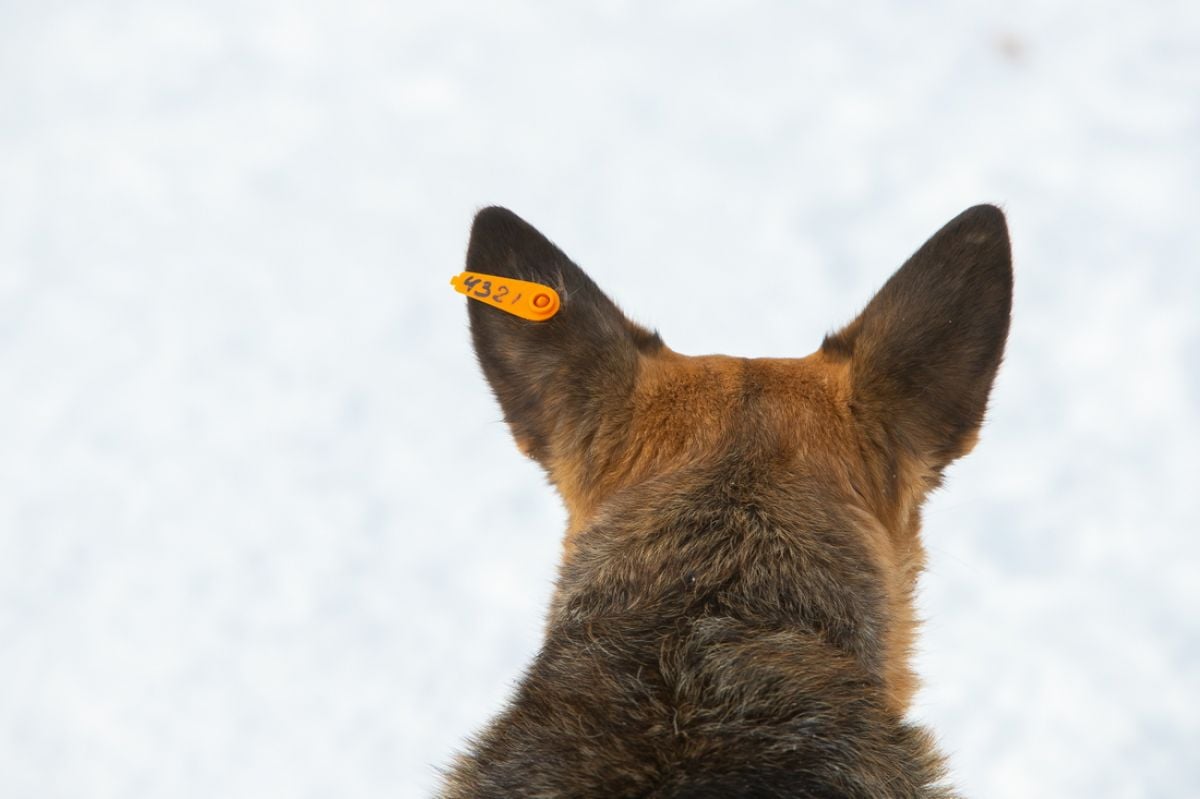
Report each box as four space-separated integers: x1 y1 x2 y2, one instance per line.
462 207 662 464
822 205 1013 471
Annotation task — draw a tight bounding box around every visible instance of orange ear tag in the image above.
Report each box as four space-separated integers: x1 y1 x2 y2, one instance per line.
450 271 561 321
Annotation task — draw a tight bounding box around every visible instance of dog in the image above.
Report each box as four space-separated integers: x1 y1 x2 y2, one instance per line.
442 205 1012 798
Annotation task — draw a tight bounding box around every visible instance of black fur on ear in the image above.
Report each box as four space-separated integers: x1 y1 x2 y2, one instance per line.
462 207 663 463
822 204 1013 470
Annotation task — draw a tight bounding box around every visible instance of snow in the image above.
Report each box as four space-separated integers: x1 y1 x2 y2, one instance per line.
1 1 1198 796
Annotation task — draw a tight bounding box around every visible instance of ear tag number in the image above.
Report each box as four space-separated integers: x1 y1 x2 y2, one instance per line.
450 272 561 321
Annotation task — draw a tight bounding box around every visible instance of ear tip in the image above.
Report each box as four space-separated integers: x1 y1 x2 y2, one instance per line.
473 204 520 222
944 204 1014 290
962 202 1006 221
466 206 566 281
470 205 526 241
954 202 1008 237
955 204 1011 252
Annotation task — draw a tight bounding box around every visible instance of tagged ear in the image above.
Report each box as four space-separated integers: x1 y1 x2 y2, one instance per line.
463 207 662 463
822 205 1013 470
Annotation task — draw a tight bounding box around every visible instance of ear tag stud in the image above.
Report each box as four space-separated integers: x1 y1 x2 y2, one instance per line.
450 271 561 321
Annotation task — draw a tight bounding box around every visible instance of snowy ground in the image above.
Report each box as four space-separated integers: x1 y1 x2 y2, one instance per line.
2 1 1198 797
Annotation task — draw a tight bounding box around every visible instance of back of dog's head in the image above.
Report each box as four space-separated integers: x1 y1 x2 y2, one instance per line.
449 206 1011 797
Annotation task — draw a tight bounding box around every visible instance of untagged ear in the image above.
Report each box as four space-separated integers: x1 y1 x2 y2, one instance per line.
462 207 662 464
822 205 1013 470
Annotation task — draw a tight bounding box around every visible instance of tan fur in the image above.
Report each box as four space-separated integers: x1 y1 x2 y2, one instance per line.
542 347 928 711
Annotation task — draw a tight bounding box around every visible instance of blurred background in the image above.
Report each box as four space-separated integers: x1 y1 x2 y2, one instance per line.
2 1 1198 796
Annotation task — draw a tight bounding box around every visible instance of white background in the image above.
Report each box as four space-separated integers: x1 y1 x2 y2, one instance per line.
2 1 1198 796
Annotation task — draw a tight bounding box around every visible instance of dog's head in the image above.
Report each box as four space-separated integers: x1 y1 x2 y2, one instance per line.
461 205 1011 710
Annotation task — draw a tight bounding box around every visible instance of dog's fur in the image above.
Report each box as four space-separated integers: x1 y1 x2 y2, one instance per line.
442 205 1012 798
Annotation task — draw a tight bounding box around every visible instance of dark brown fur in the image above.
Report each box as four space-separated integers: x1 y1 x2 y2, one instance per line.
443 205 1012 798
